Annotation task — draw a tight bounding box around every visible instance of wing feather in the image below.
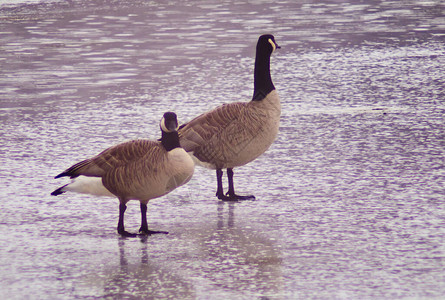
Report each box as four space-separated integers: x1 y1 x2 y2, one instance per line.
178 102 247 152
55 140 163 178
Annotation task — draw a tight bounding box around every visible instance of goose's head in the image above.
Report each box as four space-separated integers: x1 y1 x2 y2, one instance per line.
257 34 281 54
160 112 179 133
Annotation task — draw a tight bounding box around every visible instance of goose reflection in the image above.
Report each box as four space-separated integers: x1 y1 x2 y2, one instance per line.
194 201 284 298
80 202 282 299
217 201 235 229
100 237 195 299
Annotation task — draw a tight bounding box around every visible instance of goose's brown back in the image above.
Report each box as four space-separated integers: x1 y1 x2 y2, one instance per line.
58 140 174 200
179 90 280 169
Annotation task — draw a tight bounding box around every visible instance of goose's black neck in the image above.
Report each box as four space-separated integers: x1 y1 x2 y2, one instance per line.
161 131 181 151
252 45 274 101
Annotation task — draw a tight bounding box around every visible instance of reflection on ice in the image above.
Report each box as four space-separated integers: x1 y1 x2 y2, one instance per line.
76 202 283 299
198 203 283 298
80 238 196 299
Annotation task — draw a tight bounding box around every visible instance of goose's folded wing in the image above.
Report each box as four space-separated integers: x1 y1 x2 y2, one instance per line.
55 140 162 178
178 102 246 152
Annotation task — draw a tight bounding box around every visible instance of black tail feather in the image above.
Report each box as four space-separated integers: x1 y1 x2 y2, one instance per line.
178 122 188 130
51 185 67 196
54 172 67 179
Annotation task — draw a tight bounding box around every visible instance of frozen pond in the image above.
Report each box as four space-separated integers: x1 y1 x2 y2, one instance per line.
1 0 444 299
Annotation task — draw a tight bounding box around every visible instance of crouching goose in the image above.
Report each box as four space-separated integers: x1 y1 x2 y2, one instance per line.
51 112 195 237
178 34 280 201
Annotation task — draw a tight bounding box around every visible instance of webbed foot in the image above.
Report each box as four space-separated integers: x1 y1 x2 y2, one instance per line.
118 229 138 238
139 227 168 235
216 192 256 201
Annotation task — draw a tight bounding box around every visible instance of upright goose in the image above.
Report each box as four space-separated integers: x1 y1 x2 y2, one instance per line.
179 34 280 201
51 112 195 237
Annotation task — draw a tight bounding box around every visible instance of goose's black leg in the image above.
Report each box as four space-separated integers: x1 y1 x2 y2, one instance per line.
139 202 168 235
226 168 255 200
118 203 137 237
216 169 233 201
216 169 227 200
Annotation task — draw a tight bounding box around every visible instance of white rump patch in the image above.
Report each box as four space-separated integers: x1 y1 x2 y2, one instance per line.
64 176 114 197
